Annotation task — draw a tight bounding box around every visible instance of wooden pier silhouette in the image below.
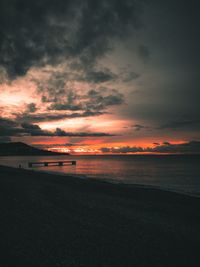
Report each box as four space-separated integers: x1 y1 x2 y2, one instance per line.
28 160 76 168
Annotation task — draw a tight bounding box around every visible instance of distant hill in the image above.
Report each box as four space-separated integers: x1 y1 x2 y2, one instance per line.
0 142 69 156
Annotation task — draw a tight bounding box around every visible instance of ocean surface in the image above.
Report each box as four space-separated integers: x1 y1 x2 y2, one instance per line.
0 154 200 196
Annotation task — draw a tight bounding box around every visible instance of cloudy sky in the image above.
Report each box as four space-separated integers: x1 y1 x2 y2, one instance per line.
0 0 199 153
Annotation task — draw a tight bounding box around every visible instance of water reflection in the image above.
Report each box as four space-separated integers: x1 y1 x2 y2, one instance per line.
0 155 200 195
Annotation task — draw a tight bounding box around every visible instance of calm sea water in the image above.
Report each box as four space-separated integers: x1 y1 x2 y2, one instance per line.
0 154 200 196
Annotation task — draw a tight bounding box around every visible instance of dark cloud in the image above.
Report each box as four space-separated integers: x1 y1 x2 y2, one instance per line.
150 141 200 154
55 128 114 137
14 113 71 123
0 118 24 136
158 119 200 130
78 69 116 83
101 141 200 154
0 136 11 143
48 103 83 111
15 110 105 123
33 69 124 118
21 122 51 136
35 71 68 102
0 119 52 137
48 88 124 113
118 66 141 83
34 143 88 149
121 1 200 131
163 142 170 146
86 89 124 110
0 118 17 127
122 124 151 131
138 45 150 62
1 0 199 144
0 117 113 137
124 81 200 131
101 147 112 153
64 143 86 147
132 124 146 131
122 71 140 82
101 146 143 153
26 103 37 113
0 0 143 79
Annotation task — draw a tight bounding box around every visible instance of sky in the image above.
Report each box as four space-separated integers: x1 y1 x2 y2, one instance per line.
0 0 200 154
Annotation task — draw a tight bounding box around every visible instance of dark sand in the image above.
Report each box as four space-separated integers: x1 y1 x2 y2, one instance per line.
0 165 200 267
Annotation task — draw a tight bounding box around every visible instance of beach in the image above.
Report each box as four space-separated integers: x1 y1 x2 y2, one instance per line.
0 165 200 266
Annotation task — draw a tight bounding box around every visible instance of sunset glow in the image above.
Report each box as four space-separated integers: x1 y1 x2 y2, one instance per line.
1 2 200 266
0 1 199 154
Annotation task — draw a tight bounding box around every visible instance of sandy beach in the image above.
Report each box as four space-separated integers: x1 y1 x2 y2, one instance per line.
0 165 200 266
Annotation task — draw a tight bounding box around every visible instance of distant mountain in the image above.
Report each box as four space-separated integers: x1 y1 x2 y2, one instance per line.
0 142 69 156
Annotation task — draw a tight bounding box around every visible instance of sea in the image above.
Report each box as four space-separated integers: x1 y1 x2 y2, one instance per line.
0 154 200 197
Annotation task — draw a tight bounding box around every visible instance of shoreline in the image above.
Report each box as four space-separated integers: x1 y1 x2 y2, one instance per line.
1 164 200 266
1 153 199 199
2 164 200 203
11 165 200 199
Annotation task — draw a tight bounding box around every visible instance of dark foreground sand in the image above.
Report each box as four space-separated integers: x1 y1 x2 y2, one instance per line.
0 165 200 267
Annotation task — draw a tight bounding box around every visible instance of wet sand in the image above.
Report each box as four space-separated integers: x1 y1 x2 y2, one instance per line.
0 165 200 266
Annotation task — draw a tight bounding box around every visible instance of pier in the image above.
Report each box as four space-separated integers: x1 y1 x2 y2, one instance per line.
28 160 76 168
